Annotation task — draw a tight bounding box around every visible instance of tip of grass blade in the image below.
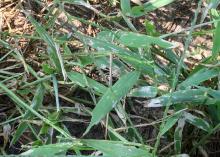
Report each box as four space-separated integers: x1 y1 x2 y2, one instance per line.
83 123 93 137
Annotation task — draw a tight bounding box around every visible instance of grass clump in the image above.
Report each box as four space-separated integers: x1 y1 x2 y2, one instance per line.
0 0 220 156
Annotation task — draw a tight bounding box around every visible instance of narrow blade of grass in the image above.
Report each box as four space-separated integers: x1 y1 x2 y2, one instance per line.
11 84 45 144
27 16 67 80
0 82 72 138
52 75 61 112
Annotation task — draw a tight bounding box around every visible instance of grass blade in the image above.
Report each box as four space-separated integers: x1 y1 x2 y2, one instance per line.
84 140 152 157
178 68 220 89
160 111 183 136
85 71 140 134
118 31 175 49
128 86 157 98
52 75 61 112
80 34 155 76
184 112 212 132
120 0 132 16
174 118 185 154
212 21 220 58
21 142 73 157
0 82 72 138
67 71 107 94
143 0 175 12
28 16 67 80
11 84 45 144
146 89 216 107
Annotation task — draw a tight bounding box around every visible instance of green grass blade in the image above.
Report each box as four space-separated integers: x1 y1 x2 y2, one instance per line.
178 68 220 89
11 84 45 144
85 71 140 134
164 49 188 69
120 0 132 16
21 142 73 157
28 15 67 80
120 0 175 17
174 118 185 154
52 75 61 112
143 0 175 12
0 82 72 138
118 31 175 49
160 111 183 135
116 52 155 75
67 72 133 132
147 89 216 107
212 21 220 58
210 0 220 9
0 39 11 49
21 140 152 157
81 34 135 57
184 112 212 132
80 34 155 75
128 86 157 98
67 71 107 94
83 140 152 157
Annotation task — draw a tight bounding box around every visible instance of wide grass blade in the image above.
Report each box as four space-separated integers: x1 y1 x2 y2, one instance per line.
174 118 185 154
160 111 183 135
178 68 220 89
85 71 140 134
120 0 132 16
128 86 157 98
212 21 220 58
67 71 107 94
81 34 135 57
80 35 155 76
21 142 73 157
143 0 176 12
21 140 152 157
146 89 216 107
83 140 152 157
118 31 175 49
184 112 212 132
120 0 175 17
